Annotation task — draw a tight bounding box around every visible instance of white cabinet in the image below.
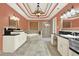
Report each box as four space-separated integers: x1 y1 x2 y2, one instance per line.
57 36 69 56
3 36 15 52
57 36 63 55
3 32 27 53
57 36 79 56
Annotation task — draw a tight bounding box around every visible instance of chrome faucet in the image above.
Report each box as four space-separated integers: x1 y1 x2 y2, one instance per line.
72 32 76 36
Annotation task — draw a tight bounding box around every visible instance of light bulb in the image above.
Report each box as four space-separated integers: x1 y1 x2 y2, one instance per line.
36 13 41 16
75 9 79 13
70 8 76 16
60 15 63 19
66 11 72 18
63 14 67 19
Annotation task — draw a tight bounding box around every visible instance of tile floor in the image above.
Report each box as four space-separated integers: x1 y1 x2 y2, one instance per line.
0 35 60 56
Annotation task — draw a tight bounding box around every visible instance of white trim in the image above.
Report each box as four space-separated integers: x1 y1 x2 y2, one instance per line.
52 17 57 34
7 3 68 20
60 18 63 30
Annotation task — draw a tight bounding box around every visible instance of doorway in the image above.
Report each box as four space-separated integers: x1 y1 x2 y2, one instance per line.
42 22 51 38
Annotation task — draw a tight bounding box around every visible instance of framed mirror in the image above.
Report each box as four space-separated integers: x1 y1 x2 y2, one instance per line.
9 16 19 28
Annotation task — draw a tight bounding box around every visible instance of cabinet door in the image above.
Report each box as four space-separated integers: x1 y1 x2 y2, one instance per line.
62 39 69 56
57 36 69 56
3 36 14 52
57 36 63 55
61 37 69 56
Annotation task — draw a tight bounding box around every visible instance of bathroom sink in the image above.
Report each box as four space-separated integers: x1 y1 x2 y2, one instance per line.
60 35 79 39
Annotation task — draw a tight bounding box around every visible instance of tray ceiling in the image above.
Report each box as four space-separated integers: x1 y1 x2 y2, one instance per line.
7 3 68 20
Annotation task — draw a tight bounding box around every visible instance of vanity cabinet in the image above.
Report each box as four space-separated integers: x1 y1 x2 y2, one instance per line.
3 32 27 53
69 49 79 56
57 36 69 56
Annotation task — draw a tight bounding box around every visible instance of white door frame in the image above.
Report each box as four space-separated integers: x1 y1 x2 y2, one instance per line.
52 17 57 34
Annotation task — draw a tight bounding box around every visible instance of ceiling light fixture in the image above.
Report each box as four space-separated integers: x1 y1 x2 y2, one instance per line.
33 3 44 17
70 6 76 16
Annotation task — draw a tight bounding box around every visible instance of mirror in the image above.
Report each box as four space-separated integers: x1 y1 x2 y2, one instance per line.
61 17 79 30
63 21 72 28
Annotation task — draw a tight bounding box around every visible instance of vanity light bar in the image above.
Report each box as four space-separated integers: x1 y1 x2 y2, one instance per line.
60 8 79 19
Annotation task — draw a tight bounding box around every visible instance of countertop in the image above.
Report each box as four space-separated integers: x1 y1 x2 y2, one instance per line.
13 30 23 32
58 34 79 39
3 34 20 36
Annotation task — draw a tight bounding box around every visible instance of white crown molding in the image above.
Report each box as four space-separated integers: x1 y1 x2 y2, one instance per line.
7 3 68 20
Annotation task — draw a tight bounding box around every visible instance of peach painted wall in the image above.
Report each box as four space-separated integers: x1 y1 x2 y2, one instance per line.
55 16 61 33
13 12 28 31
72 18 79 28
0 4 28 50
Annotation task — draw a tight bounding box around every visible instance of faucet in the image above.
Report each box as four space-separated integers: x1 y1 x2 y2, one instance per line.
72 32 75 36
